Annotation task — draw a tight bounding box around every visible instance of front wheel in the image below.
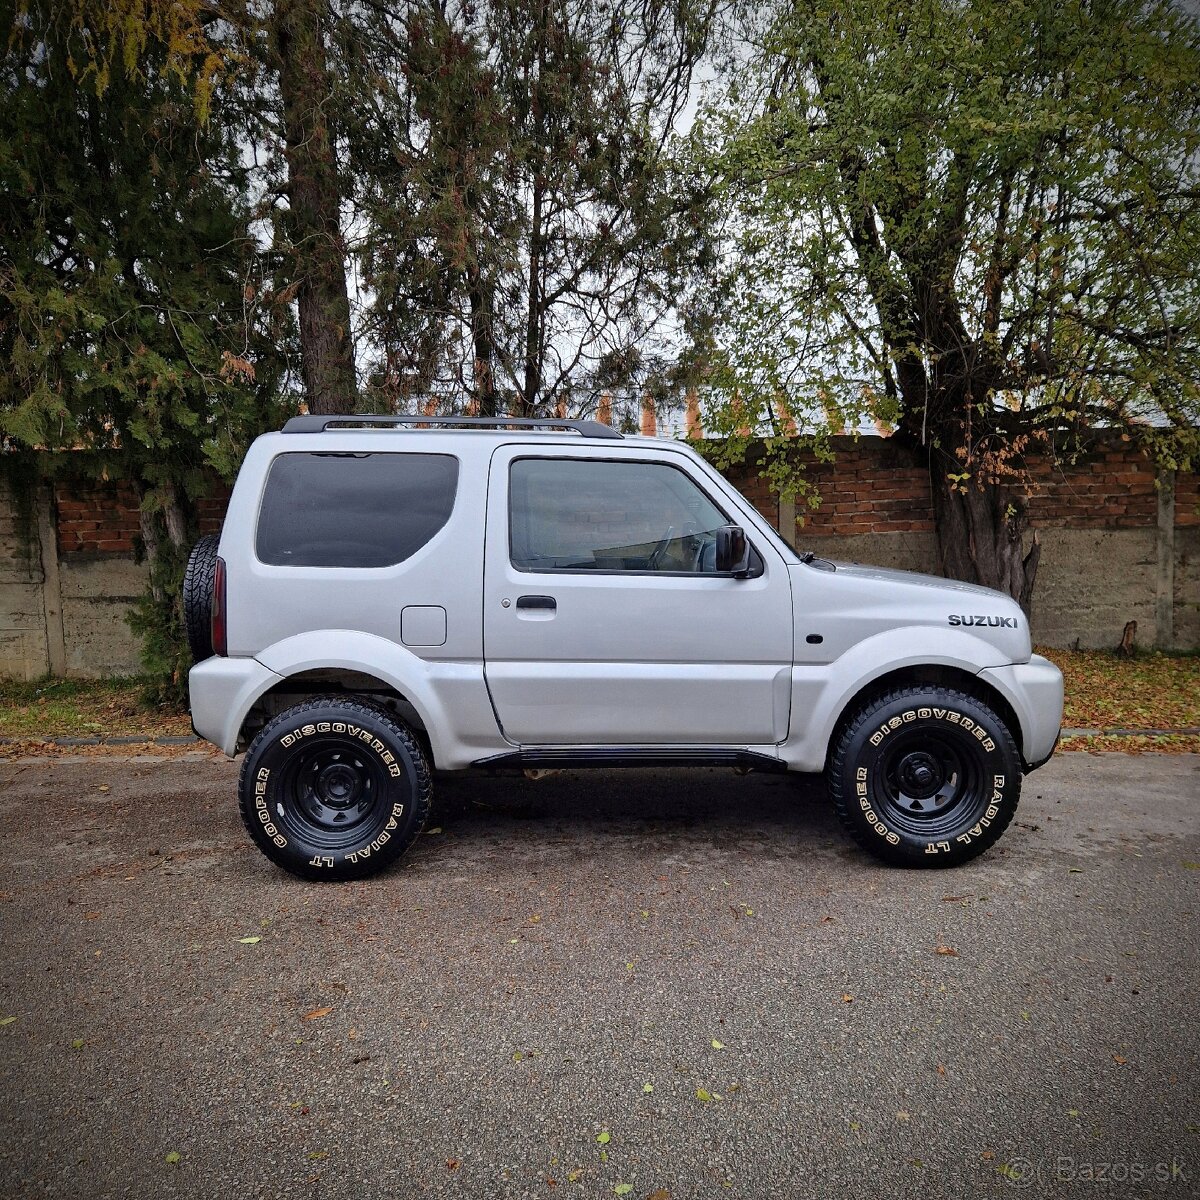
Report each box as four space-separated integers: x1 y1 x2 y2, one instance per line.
828 686 1021 867
238 697 432 881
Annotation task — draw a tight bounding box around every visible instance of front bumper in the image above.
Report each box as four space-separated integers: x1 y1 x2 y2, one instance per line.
978 654 1065 772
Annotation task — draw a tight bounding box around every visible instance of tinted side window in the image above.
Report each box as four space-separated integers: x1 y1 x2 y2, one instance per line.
510 457 729 573
257 452 458 567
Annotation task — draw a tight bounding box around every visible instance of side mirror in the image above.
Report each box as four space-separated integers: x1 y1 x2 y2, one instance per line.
715 525 751 575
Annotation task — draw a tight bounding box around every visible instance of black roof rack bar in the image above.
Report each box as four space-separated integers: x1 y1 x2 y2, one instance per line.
281 413 624 440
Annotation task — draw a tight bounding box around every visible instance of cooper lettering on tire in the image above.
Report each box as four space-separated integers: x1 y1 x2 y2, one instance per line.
237 696 432 881
828 686 1021 867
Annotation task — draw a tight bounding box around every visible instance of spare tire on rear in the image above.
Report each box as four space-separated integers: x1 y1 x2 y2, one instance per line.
183 534 220 662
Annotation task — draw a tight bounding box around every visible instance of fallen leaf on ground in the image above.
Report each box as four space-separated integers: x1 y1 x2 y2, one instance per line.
307 1150 328 1161
164 1150 181 1164
711 1039 725 1050
642 1083 653 1093
696 1088 714 1102
896 1110 911 1122
615 1186 633 1197
0 1016 17 1026
595 1131 610 1145
841 994 853 1003
1113 1054 1127 1065
302 1006 333 1021
934 945 958 956
446 1160 460 1171
238 936 261 945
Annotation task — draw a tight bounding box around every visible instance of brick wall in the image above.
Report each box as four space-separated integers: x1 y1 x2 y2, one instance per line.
51 479 231 556
1 436 1196 678
54 482 141 554
41 438 1192 556
1176 468 1199 528
725 436 1191 536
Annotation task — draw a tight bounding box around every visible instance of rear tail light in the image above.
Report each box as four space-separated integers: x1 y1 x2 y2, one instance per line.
212 556 228 657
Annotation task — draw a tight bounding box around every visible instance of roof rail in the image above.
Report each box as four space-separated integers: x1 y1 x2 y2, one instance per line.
281 413 624 440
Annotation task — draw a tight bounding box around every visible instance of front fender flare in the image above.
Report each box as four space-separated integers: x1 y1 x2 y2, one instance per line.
782 626 1022 773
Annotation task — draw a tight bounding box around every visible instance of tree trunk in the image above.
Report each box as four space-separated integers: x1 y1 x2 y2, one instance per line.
466 262 498 417
272 0 357 415
519 173 543 418
929 464 1041 616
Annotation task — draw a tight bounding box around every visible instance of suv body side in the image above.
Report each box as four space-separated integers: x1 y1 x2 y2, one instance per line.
190 429 1062 774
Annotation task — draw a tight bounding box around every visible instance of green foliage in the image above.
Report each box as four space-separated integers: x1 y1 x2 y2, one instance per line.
693 0 1200 519
341 0 716 416
125 534 190 704
9 0 235 117
0 448 40 559
1 1 292 698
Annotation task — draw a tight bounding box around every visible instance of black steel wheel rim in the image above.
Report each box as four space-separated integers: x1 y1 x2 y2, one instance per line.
276 737 390 850
871 726 987 838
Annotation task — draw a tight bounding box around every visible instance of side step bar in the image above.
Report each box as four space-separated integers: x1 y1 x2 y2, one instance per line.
473 748 788 773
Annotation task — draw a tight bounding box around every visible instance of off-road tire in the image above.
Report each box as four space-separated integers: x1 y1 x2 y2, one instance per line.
238 697 433 881
182 534 220 662
828 686 1021 867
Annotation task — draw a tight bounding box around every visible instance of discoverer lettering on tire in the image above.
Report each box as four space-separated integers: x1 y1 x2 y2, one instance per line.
237 696 432 881
828 686 1021 867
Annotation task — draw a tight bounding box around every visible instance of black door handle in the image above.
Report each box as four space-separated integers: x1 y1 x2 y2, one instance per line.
516 595 556 611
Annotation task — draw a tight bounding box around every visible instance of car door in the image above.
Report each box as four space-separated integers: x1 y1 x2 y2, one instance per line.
482 443 794 746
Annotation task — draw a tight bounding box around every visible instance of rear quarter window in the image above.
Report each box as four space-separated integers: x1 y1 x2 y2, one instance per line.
256 452 458 567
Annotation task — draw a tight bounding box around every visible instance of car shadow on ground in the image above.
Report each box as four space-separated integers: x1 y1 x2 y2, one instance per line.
420 765 857 863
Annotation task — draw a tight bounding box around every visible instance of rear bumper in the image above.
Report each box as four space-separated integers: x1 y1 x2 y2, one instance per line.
978 654 1064 771
188 656 282 756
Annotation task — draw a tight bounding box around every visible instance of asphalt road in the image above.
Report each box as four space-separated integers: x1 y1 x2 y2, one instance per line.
0 752 1197 1200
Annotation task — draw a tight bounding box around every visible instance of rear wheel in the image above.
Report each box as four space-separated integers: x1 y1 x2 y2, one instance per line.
238 697 432 881
828 686 1021 867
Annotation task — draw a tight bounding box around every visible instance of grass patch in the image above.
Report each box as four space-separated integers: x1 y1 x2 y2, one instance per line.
1059 733 1200 754
1039 647 1200 732
0 676 190 740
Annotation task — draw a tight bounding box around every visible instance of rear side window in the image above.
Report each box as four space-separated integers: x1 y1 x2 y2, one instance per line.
256 452 458 567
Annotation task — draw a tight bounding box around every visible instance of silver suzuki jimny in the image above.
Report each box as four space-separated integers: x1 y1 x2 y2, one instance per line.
186 414 1063 880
